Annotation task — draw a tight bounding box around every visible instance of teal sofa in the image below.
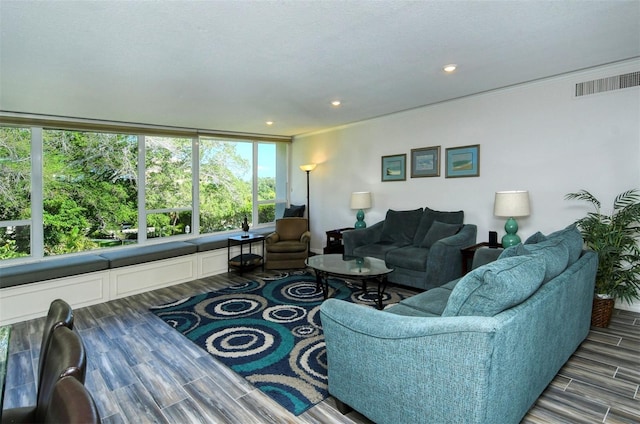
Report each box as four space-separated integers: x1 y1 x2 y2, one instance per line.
320 225 596 424
343 207 477 290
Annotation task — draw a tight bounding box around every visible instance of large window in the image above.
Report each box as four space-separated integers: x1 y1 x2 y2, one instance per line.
0 127 31 259
199 138 252 233
145 136 192 239
258 142 288 224
197 138 288 232
42 129 138 255
0 124 289 262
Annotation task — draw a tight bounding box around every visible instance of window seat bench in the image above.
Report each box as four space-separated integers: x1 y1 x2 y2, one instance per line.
0 255 110 289
0 228 274 324
99 241 198 269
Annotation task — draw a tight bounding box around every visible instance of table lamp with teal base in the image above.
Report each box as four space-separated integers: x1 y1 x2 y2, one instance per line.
350 191 372 229
494 190 530 248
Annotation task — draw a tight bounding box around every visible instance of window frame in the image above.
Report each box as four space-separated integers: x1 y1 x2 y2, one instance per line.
0 119 291 263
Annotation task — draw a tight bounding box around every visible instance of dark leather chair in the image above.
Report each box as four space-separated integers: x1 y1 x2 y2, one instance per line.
45 376 101 424
265 218 311 269
1 326 86 424
38 299 74 384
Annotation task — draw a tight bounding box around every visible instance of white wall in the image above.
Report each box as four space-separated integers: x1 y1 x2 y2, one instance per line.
291 59 640 312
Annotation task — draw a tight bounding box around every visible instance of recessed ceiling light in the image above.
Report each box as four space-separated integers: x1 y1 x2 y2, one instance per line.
265 121 274 126
443 64 457 73
331 100 341 107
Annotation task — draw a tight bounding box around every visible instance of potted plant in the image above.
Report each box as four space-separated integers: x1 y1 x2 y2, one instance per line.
565 189 640 327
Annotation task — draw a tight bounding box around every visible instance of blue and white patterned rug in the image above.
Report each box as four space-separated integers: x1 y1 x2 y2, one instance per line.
150 272 406 415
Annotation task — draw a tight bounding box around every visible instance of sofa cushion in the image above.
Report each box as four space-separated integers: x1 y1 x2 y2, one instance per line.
384 303 441 317
525 231 547 244
500 237 569 283
393 287 453 316
265 240 307 253
100 241 197 268
0 255 110 288
385 246 430 272
185 234 228 252
440 277 461 291
546 224 583 266
520 225 583 266
380 208 423 245
420 221 462 248
442 255 546 317
353 242 404 261
413 207 464 247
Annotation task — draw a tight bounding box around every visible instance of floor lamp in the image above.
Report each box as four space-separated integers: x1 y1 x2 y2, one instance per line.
299 164 316 233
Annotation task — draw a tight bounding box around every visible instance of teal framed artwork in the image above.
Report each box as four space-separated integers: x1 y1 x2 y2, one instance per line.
445 144 480 178
381 154 406 181
411 146 440 178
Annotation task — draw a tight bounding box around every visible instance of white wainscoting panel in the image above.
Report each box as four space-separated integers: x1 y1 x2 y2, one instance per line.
0 271 109 325
109 255 197 299
0 245 273 325
198 249 229 277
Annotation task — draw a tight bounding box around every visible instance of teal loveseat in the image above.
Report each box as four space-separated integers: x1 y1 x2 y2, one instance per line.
320 225 596 424
343 207 477 290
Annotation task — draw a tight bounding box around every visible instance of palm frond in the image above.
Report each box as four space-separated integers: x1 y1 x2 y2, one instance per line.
565 190 601 210
613 189 640 211
567 188 640 302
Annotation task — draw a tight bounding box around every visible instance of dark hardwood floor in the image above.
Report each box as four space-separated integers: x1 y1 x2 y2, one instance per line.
2 270 639 423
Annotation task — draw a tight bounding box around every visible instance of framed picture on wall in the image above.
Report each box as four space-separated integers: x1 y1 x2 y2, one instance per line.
445 144 480 178
381 154 406 181
410 146 440 178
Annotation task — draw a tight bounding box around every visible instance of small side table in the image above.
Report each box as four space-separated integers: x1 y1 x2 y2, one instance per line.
324 227 354 254
460 242 502 275
228 234 265 274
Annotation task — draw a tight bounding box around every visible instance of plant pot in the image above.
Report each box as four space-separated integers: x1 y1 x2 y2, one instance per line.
591 295 615 328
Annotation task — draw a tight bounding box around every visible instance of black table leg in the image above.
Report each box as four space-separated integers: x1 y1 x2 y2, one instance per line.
314 270 329 299
376 276 388 310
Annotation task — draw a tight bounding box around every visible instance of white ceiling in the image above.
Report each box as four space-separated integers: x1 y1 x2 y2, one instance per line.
1 1 639 137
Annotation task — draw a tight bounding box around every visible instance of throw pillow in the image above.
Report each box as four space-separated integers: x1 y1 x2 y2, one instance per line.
442 255 546 317
498 245 518 260
283 204 305 218
380 208 424 245
498 237 569 283
514 238 569 283
546 224 583 266
413 207 464 247
524 231 547 244
420 221 462 248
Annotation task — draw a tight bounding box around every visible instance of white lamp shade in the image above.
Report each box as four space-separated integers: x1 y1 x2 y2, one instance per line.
350 191 372 209
494 190 530 217
299 163 317 172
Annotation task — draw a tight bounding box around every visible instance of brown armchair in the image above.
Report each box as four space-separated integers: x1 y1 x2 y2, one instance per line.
265 218 311 269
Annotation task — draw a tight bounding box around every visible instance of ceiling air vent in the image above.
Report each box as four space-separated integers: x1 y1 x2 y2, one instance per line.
575 71 640 97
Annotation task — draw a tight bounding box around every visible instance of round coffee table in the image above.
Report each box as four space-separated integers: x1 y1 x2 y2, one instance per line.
305 254 393 309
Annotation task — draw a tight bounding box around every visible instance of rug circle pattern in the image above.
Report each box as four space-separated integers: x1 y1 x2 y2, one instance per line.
150 272 405 415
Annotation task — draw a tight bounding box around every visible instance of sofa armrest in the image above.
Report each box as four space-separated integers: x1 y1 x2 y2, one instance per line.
342 221 384 257
300 231 311 244
426 224 477 287
472 247 503 270
320 298 497 424
265 232 279 244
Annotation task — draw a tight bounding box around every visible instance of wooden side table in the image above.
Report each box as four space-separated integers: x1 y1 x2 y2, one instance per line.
323 227 354 254
228 234 265 274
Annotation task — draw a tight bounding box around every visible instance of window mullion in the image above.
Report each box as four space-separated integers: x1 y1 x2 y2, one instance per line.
252 142 259 224
137 135 146 243
31 127 44 258
192 137 199 236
